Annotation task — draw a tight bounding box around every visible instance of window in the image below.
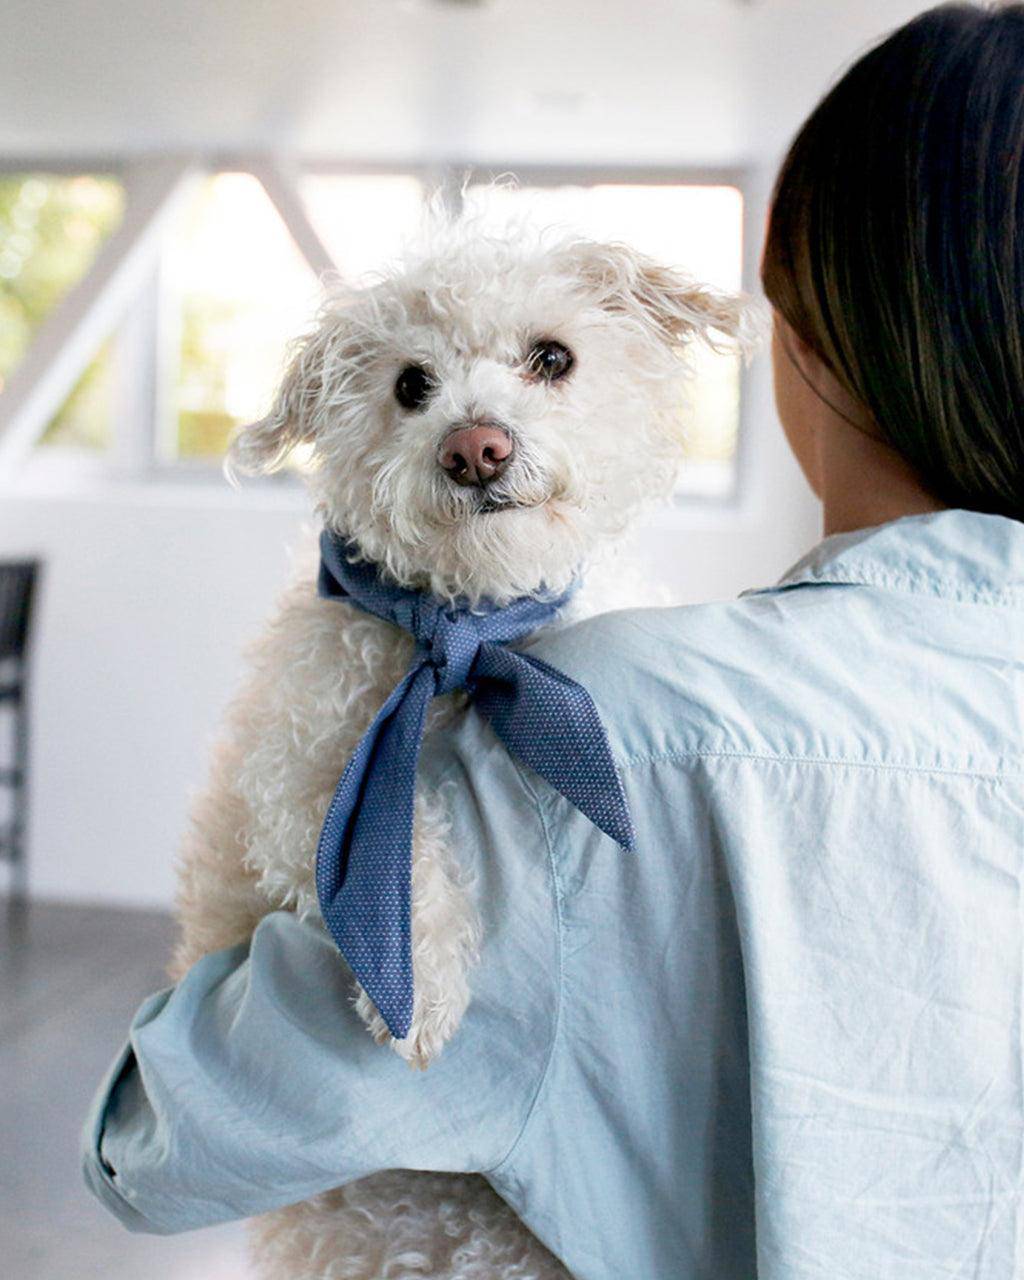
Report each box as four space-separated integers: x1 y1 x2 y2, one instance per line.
13 162 748 504
462 180 745 497
43 338 117 451
163 172 430 463
0 173 124 450
301 174 426 283
163 172 321 462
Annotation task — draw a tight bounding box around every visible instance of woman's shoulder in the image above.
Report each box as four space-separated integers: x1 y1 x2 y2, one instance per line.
526 594 834 767
524 571 1013 778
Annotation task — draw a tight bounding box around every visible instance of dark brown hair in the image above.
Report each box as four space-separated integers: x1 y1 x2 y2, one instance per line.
761 2 1024 520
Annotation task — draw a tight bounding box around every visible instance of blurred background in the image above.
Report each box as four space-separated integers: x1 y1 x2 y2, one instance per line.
0 1 935 1275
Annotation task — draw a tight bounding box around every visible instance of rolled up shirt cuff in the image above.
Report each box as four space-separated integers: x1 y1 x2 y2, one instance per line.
80 987 177 1235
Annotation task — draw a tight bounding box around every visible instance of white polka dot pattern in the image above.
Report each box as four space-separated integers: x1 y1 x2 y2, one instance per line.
315 531 635 1040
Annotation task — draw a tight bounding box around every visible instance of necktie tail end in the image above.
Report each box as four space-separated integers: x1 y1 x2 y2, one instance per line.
383 1005 414 1042
585 774 637 853
317 898 417 1043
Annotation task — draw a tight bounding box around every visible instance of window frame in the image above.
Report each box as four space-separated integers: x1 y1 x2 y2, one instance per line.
0 155 756 511
0 155 194 479
0 157 130 466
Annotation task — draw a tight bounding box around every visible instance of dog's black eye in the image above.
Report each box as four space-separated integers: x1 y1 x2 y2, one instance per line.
394 364 435 411
526 338 574 382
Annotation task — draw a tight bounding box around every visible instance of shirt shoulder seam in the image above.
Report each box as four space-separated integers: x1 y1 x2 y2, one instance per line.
773 566 1024 607
617 746 1018 782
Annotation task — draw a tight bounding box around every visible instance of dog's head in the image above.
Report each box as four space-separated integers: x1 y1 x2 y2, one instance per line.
229 221 758 603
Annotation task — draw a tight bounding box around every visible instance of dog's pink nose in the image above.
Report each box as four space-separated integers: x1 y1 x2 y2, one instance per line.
438 425 513 487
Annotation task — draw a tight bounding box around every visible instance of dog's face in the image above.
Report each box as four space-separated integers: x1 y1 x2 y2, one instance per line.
230 224 754 603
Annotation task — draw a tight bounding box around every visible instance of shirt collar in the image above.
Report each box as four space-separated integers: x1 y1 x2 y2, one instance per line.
759 509 1024 608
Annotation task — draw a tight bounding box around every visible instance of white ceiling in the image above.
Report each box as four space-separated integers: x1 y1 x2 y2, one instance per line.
4 0 931 168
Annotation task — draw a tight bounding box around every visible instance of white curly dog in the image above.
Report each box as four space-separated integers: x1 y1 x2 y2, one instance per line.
172 213 757 1279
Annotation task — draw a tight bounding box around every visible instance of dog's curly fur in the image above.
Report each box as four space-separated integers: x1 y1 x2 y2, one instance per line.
172 209 760 1279
251 1173 568 1279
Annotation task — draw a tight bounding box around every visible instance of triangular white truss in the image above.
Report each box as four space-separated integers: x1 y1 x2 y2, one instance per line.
0 156 340 474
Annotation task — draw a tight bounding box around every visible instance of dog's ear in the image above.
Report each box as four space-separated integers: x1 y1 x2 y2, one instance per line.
225 310 352 479
225 336 320 479
558 239 765 355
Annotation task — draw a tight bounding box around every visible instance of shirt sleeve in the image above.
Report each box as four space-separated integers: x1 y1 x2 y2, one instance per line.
81 712 560 1235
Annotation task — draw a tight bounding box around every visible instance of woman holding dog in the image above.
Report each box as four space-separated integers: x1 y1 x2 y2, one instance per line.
83 5 1024 1277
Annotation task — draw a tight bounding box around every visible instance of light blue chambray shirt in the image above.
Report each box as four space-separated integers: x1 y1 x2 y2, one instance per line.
83 509 1024 1279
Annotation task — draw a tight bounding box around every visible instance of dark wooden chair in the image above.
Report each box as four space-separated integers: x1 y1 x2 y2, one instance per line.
0 562 40 910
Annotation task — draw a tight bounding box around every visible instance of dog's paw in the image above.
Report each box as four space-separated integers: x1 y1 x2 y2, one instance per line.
352 984 397 1044
396 993 468 1070
352 981 467 1070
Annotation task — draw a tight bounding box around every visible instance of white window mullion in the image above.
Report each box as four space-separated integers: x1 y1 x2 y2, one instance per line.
152 248 185 468
110 262 160 477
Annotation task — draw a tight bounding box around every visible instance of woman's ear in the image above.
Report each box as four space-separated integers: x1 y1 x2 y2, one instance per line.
558 239 767 356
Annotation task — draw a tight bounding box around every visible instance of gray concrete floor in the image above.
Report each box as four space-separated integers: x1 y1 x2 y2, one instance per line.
1 899 251 1279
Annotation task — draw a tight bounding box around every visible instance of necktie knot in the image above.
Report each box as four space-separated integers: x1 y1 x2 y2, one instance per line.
425 609 481 695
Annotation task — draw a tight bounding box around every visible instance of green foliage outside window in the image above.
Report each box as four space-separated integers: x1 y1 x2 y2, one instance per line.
168 173 319 462
177 296 239 459
0 173 124 449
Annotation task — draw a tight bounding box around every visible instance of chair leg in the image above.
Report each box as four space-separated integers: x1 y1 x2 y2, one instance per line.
7 695 28 916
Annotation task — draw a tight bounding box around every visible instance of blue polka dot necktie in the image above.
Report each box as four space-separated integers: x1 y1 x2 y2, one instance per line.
315 530 635 1040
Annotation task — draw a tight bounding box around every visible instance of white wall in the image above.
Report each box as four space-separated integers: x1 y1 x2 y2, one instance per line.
3 307 818 909
1 483 309 906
